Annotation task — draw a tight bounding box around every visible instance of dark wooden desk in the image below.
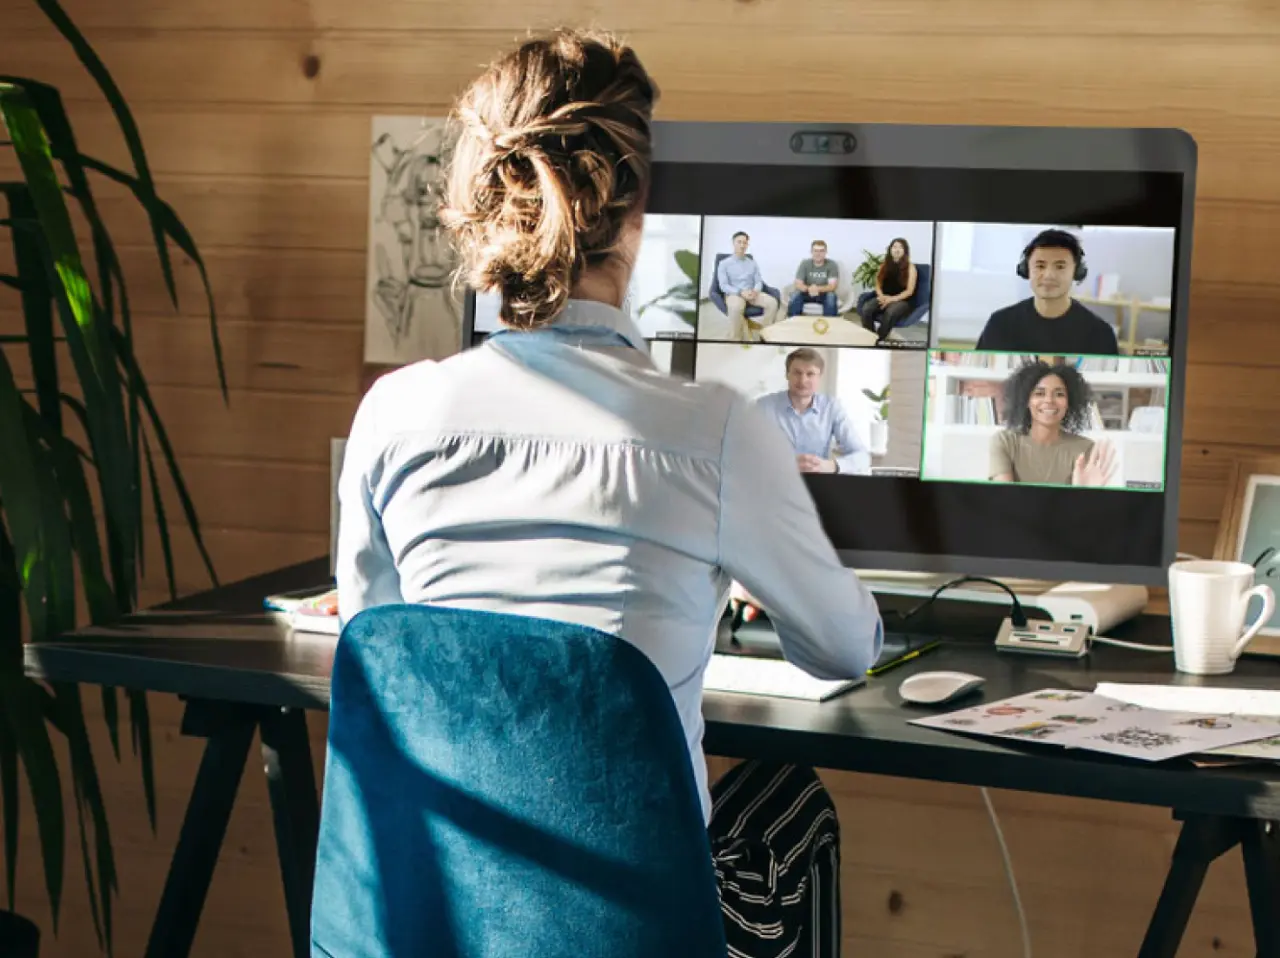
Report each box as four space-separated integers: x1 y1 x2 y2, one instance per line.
24 557 1280 958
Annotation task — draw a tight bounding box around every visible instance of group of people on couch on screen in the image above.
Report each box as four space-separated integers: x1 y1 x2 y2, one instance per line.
714 233 918 342
714 227 1126 356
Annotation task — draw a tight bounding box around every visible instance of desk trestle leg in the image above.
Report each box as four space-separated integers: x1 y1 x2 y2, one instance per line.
1138 812 1279 958
144 700 256 958
1241 819 1280 957
261 707 320 958
143 699 319 958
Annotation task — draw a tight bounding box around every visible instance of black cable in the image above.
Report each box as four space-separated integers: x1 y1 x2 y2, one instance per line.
892 575 1029 629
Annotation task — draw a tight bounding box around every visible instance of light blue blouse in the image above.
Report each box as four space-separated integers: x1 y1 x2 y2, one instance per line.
335 299 884 821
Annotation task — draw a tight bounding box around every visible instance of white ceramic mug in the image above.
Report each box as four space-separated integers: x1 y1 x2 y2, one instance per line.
1167 560 1276 675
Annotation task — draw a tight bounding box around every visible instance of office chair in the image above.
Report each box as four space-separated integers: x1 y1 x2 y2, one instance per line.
310 603 727 958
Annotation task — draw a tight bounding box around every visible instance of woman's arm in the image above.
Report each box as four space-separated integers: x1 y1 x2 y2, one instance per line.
717 395 884 680
892 264 918 302
335 381 404 626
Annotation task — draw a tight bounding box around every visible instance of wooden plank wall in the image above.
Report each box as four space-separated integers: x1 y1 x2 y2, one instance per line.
2 0 1279 954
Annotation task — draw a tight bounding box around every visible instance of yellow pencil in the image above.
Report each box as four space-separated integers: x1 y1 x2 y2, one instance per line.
867 640 942 677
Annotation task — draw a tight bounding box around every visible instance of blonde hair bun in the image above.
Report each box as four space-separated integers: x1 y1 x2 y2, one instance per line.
441 29 658 330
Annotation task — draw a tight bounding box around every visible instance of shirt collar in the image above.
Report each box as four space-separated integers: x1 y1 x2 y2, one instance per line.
787 392 825 415
547 299 651 357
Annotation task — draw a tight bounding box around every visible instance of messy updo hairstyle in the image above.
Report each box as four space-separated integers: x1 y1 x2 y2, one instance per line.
440 29 659 330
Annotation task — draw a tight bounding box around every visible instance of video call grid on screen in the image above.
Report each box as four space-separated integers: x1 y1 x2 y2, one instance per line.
471 212 1177 488
466 155 1190 577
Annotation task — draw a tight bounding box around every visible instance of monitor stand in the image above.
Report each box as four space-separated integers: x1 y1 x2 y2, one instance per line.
854 569 1149 635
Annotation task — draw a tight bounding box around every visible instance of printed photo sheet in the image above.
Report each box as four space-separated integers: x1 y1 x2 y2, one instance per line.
910 689 1280 762
1203 721 1280 761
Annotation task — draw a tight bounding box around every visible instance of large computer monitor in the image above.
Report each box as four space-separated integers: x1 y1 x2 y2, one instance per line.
461 122 1196 590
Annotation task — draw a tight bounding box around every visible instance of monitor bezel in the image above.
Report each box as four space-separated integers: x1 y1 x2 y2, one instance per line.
459 121 1198 588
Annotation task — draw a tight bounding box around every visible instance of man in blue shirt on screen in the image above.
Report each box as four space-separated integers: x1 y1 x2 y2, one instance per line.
716 231 779 340
755 347 871 474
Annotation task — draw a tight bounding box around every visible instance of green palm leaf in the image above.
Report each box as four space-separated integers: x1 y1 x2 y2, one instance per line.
0 78 156 580
0 340 53 646
127 689 155 831
22 400 123 760
4 188 59 434
1 88 138 616
0 670 18 912
30 0 178 311
113 326 219 590
142 434 176 602
57 685 116 952
675 248 700 284
1 87 128 945
79 155 226 402
0 520 20 913
0 675 64 931
1 7 223 946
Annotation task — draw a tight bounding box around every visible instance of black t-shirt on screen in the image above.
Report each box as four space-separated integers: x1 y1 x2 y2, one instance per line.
975 298 1119 355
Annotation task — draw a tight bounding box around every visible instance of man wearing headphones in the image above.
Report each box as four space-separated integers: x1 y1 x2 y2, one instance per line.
975 229 1119 355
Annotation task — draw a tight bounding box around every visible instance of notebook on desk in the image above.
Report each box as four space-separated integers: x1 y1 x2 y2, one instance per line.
263 585 340 636
703 654 865 702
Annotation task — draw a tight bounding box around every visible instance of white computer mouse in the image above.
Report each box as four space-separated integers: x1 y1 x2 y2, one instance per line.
898 670 986 706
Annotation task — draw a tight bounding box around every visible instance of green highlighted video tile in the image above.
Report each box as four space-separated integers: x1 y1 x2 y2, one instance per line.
919 350 1171 491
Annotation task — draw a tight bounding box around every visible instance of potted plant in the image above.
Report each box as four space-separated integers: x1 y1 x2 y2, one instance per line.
852 249 885 292
0 911 39 958
635 248 703 327
1 1 224 953
861 385 890 454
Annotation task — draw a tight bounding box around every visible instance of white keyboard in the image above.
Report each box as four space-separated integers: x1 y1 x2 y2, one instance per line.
703 654 864 702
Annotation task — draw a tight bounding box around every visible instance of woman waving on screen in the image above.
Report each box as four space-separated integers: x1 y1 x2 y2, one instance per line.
988 359 1117 487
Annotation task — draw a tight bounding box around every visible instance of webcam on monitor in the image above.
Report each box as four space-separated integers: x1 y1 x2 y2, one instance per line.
789 130 857 155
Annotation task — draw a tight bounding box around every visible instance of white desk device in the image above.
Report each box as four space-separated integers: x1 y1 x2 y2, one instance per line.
860 572 1149 636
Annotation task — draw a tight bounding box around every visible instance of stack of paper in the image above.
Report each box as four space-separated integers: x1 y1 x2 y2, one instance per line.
910 688 1280 762
1095 683 1280 762
263 587 340 636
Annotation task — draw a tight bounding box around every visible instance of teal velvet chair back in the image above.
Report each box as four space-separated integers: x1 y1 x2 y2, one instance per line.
310 603 727 958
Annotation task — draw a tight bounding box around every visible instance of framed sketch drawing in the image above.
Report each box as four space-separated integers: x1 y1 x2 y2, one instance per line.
364 115 465 365
1214 455 1280 654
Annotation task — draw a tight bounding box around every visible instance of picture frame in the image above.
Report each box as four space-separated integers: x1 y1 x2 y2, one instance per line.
364 115 464 366
1212 454 1280 654
330 437 348 576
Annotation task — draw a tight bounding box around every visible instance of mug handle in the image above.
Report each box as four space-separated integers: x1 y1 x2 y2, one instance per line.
1232 584 1277 660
